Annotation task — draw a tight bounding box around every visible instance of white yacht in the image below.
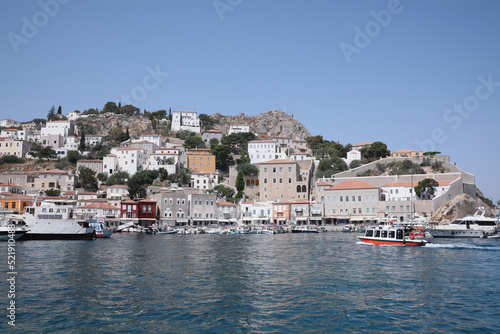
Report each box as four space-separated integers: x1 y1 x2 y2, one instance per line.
427 207 498 238
21 198 95 240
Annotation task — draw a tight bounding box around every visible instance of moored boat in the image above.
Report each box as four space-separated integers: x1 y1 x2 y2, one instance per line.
427 207 498 238
20 198 95 240
88 219 114 238
0 217 29 241
358 225 428 246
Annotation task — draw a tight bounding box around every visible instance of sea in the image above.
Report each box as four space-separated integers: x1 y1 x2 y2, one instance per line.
1 232 500 333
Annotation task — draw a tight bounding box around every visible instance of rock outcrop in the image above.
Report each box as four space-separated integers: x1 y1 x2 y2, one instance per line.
212 109 311 139
431 192 498 223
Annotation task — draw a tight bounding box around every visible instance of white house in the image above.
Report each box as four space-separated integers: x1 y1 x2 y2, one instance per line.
171 110 200 133
343 149 362 166
228 124 250 135
41 120 74 138
289 152 311 161
110 147 148 176
139 134 163 147
240 201 273 226
103 154 119 176
66 111 89 121
248 140 287 164
106 185 129 205
1 119 20 128
146 151 179 174
381 180 452 201
191 172 219 190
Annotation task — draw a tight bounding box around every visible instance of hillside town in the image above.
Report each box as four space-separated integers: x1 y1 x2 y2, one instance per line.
0 107 493 233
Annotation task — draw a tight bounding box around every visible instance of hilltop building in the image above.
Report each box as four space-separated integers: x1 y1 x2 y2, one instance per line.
171 110 200 133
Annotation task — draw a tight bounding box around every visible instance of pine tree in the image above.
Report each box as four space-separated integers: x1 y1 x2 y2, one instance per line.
236 170 245 193
57 106 62 115
79 127 86 152
47 105 55 120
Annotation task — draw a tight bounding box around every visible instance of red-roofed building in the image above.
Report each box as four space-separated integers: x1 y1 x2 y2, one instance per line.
76 203 121 219
323 180 381 224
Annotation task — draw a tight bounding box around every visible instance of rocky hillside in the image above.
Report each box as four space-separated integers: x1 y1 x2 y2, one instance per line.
82 113 155 138
211 109 311 139
431 190 498 223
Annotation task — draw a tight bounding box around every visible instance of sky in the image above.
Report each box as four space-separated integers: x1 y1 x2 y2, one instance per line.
1 0 499 202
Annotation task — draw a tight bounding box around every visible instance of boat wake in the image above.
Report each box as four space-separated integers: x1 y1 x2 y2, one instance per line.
424 243 500 251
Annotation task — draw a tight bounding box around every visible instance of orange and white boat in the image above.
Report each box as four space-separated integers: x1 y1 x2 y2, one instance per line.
358 225 428 246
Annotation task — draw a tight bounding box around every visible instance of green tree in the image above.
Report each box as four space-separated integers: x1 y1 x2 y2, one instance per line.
214 184 235 199
79 127 86 152
109 127 125 143
236 170 245 193
127 170 159 199
103 101 118 114
119 104 140 115
106 171 129 186
236 163 258 176
30 144 57 161
361 141 390 160
167 168 191 186
183 135 206 149
176 130 196 140
414 178 439 199
211 144 233 172
57 105 62 115
78 167 98 191
97 172 108 183
349 160 362 169
220 132 257 155
44 189 60 196
47 105 55 120
0 155 24 164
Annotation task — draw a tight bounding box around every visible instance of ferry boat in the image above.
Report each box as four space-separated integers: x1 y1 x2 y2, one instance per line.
358 225 428 246
427 207 498 238
19 198 95 240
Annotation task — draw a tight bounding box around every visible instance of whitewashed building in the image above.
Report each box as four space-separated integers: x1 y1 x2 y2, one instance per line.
248 140 286 164
139 134 163 147
110 147 148 176
1 119 19 128
171 110 200 133
191 172 219 190
343 149 362 166
228 125 250 135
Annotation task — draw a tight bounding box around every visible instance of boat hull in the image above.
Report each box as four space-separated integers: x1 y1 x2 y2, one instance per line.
427 229 486 238
358 237 427 246
0 231 28 241
18 231 95 241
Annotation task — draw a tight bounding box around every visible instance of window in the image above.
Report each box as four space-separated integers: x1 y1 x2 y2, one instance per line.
264 179 267 184
279 178 282 183
352 196 356 202
273 179 276 183
340 196 343 202
358 196 362 201
345 196 349 202
264 167 267 173
279 167 282 172
273 167 276 172
288 167 292 172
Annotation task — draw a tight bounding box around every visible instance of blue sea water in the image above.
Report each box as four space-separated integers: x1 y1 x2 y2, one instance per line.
1 232 500 333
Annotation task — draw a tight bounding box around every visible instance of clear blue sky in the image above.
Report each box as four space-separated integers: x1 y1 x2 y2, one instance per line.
1 0 500 203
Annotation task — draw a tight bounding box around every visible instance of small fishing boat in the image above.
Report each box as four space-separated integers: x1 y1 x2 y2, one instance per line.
358 225 428 246
147 227 178 234
88 219 114 238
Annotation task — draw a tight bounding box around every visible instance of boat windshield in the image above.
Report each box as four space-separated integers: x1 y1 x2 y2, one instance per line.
476 221 496 226
365 230 373 237
451 220 464 225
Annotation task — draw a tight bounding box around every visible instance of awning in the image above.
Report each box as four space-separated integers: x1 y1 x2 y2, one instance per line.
296 217 308 221
218 219 229 223
350 217 365 222
309 217 323 220
229 218 237 222
252 217 269 221
176 219 188 223
242 217 252 221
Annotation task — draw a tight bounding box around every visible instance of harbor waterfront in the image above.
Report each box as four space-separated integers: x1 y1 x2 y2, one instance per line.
2 233 500 333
